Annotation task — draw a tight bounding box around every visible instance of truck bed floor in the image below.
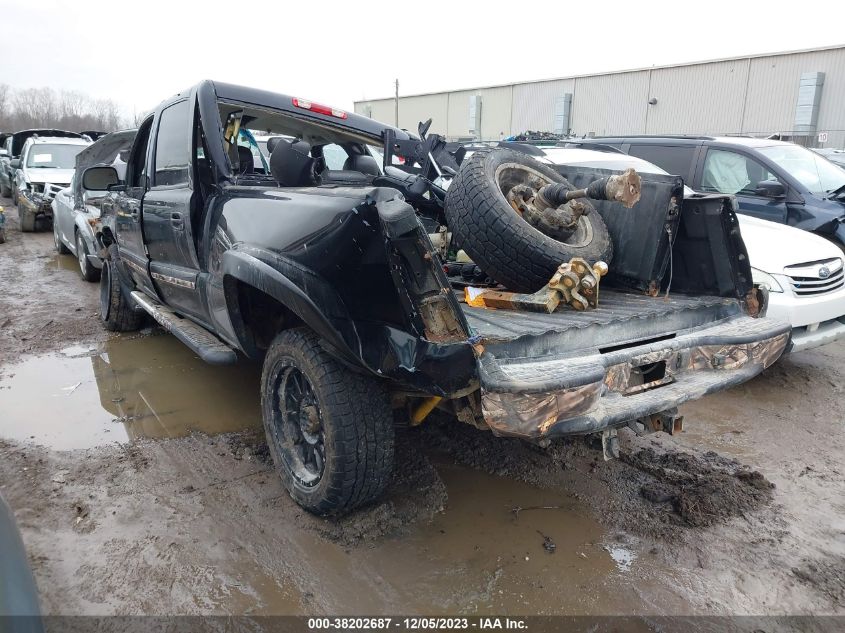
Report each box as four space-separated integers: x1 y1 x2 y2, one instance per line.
461 289 742 359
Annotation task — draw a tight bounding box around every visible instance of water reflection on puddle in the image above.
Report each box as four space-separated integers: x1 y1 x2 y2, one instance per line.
0 333 261 450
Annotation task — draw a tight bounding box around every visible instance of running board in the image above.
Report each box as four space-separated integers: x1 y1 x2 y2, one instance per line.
130 291 237 365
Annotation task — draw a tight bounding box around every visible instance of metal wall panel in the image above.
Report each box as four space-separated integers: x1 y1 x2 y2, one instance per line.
395 94 449 136
446 86 513 140
511 79 576 133
645 60 750 134
355 46 845 148
743 48 845 147
354 99 395 127
570 71 650 136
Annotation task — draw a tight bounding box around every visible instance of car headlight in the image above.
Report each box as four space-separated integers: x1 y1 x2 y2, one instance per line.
751 267 784 293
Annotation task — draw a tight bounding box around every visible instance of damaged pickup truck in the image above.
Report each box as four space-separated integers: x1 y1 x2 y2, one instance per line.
88 80 789 515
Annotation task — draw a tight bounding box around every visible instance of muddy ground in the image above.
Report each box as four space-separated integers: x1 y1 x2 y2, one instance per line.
1 195 843 618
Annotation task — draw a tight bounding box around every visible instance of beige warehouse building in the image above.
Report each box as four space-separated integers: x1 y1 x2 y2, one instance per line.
354 45 845 148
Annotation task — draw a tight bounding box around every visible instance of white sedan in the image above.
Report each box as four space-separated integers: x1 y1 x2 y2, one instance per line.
532 146 845 354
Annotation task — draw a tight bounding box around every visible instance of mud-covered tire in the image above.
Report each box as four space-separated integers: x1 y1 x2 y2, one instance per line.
99 248 143 332
261 327 394 516
53 221 70 254
76 231 100 282
445 148 613 292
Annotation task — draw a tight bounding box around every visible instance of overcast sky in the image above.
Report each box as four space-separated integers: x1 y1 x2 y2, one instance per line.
2 0 843 119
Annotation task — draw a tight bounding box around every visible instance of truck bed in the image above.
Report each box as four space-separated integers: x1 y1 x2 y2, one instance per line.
462 289 742 359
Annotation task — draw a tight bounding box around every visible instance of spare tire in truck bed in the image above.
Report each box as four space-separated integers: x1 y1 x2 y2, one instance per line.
445 148 613 293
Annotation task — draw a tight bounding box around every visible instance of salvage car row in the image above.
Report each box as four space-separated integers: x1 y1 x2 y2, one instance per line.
1 81 844 516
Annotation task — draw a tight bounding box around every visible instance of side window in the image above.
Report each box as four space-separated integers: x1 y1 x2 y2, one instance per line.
322 144 349 170
154 100 191 187
701 149 777 196
627 145 696 181
126 117 153 189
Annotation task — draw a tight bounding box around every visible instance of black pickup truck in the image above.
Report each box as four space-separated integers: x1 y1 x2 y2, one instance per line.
85 80 790 515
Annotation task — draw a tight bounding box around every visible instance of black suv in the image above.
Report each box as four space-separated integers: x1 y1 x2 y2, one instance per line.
571 136 845 248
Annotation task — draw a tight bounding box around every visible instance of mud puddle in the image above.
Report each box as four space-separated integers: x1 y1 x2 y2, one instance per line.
361 464 685 615
44 253 81 274
0 333 261 449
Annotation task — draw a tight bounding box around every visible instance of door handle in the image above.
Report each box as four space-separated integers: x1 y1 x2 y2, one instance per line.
170 212 184 229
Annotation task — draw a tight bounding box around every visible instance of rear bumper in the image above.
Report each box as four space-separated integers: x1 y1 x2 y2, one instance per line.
478 315 790 439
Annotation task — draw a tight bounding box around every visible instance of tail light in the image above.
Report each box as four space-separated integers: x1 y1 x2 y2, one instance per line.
292 98 348 119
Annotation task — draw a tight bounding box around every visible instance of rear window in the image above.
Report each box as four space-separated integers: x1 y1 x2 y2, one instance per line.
627 145 696 181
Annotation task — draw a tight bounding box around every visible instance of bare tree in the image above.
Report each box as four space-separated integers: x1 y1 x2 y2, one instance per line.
0 85 127 133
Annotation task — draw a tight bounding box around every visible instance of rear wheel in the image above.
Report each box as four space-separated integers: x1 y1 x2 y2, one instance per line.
261 327 394 515
76 231 100 282
99 248 143 332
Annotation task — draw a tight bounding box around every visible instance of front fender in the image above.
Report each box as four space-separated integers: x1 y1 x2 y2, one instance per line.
222 247 364 367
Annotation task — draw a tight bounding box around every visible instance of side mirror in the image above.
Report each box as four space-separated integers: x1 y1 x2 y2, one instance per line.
9 158 20 169
755 180 786 199
82 166 120 191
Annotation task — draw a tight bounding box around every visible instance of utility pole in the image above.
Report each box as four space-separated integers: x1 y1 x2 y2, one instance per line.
394 79 399 127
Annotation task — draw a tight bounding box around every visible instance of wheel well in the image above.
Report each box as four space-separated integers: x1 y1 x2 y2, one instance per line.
229 279 302 358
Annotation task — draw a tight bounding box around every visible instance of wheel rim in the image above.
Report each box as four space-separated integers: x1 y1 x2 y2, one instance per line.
268 362 326 488
494 162 594 248
54 223 61 251
76 234 86 274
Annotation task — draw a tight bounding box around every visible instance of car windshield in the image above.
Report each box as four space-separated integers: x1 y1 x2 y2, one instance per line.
26 144 84 169
757 144 845 195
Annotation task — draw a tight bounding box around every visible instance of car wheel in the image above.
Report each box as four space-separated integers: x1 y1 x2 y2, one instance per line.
0 181 10 198
76 231 100 282
54 220 70 254
261 327 394 516
100 247 143 332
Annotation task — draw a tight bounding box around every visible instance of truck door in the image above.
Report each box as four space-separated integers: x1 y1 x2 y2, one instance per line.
142 98 206 321
113 116 157 298
697 148 788 224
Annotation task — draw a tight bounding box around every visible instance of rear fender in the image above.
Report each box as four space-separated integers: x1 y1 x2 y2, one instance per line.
222 247 363 365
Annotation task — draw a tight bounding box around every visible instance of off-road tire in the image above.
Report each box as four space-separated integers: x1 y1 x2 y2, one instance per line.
100 246 143 331
54 221 70 254
18 208 35 233
261 327 394 515
445 148 613 292
76 231 100 282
